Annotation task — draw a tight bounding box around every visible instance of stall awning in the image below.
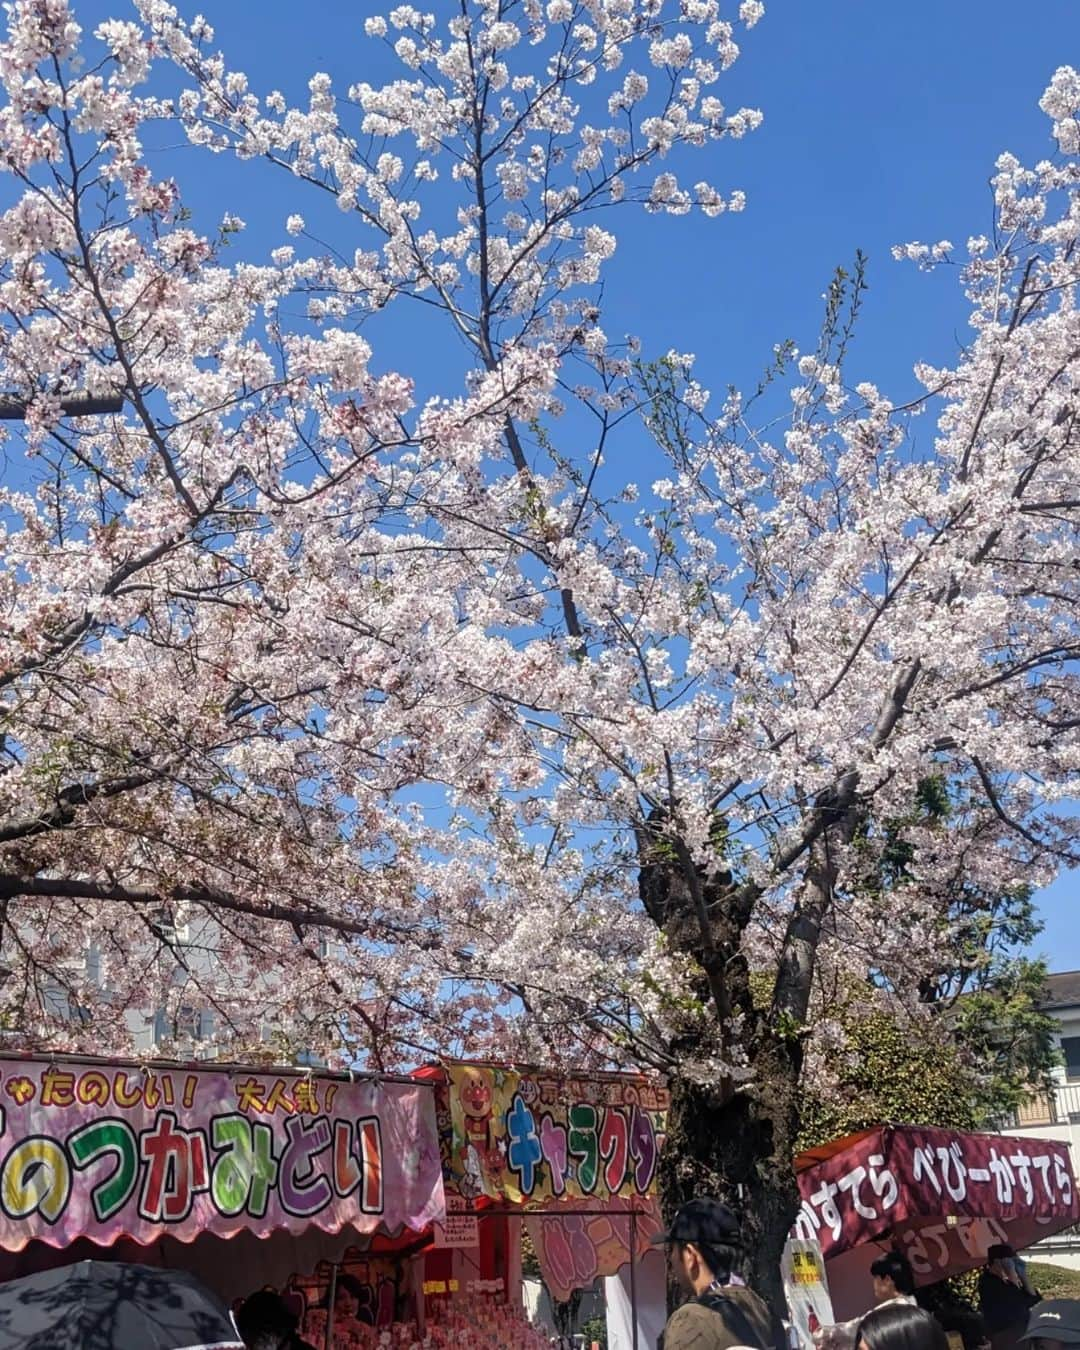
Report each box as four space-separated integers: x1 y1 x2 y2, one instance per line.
418 1061 669 1303
419 1060 668 1210
0 1053 445 1295
793 1124 1080 1313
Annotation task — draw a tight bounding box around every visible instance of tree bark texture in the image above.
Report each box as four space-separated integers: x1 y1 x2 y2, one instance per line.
659 1040 803 1316
639 819 807 1317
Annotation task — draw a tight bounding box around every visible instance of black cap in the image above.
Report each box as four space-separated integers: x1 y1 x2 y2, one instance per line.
650 1198 742 1249
1019 1301 1080 1345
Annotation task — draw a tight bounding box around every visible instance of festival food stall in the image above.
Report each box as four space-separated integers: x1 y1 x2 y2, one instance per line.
0 1051 446 1315
419 1061 669 1347
8 1051 1072 1348
0 1051 671 1347
793 1125 1080 1320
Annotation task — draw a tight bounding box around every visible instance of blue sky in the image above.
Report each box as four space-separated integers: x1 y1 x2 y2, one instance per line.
61 0 1078 966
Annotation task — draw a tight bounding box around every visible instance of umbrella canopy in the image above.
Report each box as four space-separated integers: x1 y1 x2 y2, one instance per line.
0 1261 243 1349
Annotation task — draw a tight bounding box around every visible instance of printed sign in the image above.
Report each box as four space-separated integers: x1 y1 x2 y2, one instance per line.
291 1255 402 1341
442 1063 668 1207
526 1197 662 1302
432 1194 479 1249
782 1239 834 1348
0 1058 444 1251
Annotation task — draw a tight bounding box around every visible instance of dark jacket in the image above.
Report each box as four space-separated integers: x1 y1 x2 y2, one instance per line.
978 1270 1037 1335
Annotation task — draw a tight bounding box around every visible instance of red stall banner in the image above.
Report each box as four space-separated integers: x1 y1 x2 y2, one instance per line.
793 1125 1080 1284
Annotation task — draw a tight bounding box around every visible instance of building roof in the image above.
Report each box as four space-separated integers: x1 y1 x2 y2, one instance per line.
1039 971 1080 1011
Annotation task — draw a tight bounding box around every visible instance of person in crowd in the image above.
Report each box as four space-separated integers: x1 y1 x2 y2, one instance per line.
1018 1299 1080 1350
979 1245 1040 1350
813 1250 917 1350
1010 1255 1038 1300
871 1254 918 1310
235 1289 317 1350
652 1197 781 1350
856 1303 949 1350
933 1302 992 1350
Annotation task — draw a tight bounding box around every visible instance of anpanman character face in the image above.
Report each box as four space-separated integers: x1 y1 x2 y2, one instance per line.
459 1069 493 1119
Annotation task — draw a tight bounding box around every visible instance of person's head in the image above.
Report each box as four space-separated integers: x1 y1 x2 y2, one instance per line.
650 1197 742 1297
330 1274 365 1319
235 1290 299 1350
987 1244 1019 1283
870 1252 916 1302
1019 1299 1080 1350
856 1303 948 1350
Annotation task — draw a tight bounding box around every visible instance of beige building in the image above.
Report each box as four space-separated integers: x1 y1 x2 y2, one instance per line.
1002 971 1080 1270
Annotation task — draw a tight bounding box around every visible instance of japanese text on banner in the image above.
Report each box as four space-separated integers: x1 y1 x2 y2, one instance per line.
794 1127 1079 1265
443 1064 668 1206
0 1059 444 1251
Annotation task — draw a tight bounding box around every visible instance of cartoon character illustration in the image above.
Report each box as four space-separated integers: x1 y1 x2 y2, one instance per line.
461 1142 485 1199
457 1066 505 1187
459 1067 493 1144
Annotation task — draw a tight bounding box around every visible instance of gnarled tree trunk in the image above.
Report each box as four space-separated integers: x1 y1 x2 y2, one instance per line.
660 1040 803 1315
639 813 830 1318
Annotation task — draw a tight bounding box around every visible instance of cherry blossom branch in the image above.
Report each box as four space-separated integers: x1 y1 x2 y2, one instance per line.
969 757 1080 866
0 873 411 941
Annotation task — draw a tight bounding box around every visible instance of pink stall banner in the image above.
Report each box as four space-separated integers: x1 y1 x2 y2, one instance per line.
526 1197 662 1302
0 1058 445 1252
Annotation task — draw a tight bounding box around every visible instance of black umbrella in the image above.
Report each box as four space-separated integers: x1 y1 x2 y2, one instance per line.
0 1261 245 1349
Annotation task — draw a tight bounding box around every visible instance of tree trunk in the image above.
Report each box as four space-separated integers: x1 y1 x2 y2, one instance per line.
638 814 804 1320
659 1034 802 1318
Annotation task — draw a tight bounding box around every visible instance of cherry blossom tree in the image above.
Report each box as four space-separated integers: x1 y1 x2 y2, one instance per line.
0 0 565 1057
1 0 1077 1302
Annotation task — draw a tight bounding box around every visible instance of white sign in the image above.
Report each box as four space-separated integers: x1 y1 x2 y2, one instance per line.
433 1195 480 1249
782 1238 835 1350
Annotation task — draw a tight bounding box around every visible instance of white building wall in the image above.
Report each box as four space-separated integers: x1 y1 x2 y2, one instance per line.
998 1000 1080 1271
605 1249 666 1350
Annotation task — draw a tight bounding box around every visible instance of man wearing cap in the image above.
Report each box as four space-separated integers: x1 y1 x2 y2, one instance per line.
980 1245 1040 1350
652 1198 778 1350
1018 1299 1080 1350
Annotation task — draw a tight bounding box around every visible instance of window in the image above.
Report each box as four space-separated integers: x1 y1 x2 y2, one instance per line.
1063 1036 1080 1081
43 962 91 1024
295 1050 327 1069
152 1005 210 1047
149 908 190 946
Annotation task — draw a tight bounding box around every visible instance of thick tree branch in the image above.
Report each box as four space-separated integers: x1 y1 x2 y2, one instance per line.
0 872 403 940
0 770 162 843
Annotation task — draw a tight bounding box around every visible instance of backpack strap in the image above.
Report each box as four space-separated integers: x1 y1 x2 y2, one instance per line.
696 1292 769 1350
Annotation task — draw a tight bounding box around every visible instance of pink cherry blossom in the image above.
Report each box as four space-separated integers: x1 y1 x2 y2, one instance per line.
0 0 1074 1172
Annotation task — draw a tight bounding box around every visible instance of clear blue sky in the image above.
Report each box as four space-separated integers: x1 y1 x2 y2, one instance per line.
66 0 1080 966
